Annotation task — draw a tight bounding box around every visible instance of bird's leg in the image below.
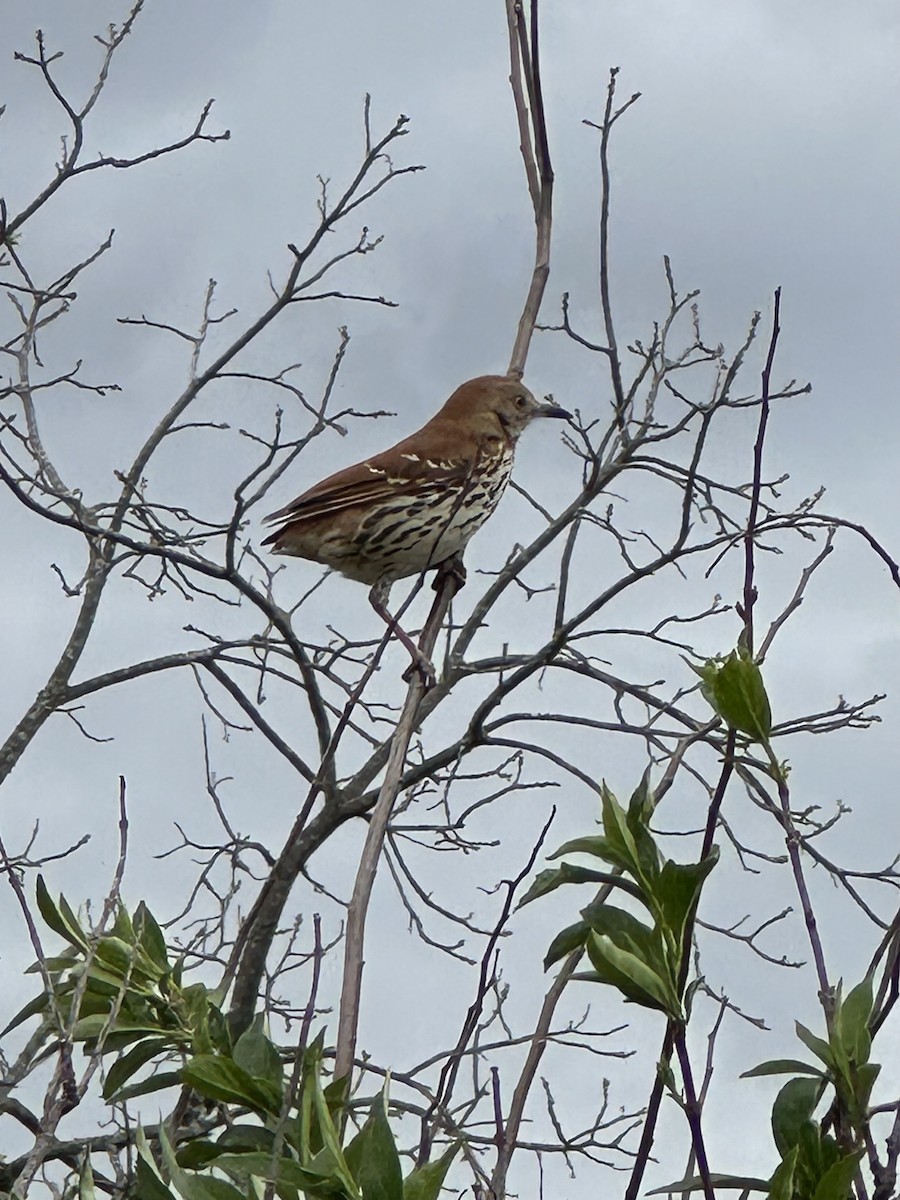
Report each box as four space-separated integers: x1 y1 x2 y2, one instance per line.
396 557 466 684
368 581 436 689
432 554 467 593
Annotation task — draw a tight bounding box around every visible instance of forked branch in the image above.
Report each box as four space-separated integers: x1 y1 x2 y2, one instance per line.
505 0 553 376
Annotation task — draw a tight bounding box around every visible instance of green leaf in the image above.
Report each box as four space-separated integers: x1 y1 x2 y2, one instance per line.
59 893 92 949
103 1025 178 1055
543 921 590 969
36 876 89 950
549 835 615 861
698 650 772 742
853 1061 881 1114
345 1091 402 1200
94 935 139 979
547 839 648 892
601 785 657 885
135 1127 178 1200
798 1120 840 1188
624 777 663 883
97 936 162 990
307 1054 362 1200
72 1015 167 1048
683 977 703 1023
586 932 679 1016
113 1069 184 1105
205 1005 231 1056
181 1179 251 1200
322 1073 350 1131
210 1152 353 1198
403 1145 460 1200
135 902 170 971
79 1155 97 1200
581 899 652 942
811 1151 862 1200
771 1077 825 1157
174 1142 222 1171
27 952 80 974
182 1053 283 1117
177 1126 276 1168
160 1126 248 1200
580 901 667 973
768 1148 799 1200
795 1022 836 1071
741 1059 825 1079
103 1036 174 1100
580 900 677 1007
646 1174 771 1195
73 963 128 997
292 1030 332 1159
135 1155 178 1200
837 975 873 1066
112 903 135 945
656 1057 678 1097
233 1023 284 1101
519 863 623 908
71 1013 114 1043
1 991 51 1037
181 984 213 1053
653 851 719 944
627 774 655 827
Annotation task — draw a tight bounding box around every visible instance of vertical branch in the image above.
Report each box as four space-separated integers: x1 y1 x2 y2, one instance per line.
673 1029 716 1200
584 69 640 427
597 70 627 418
488 948 583 1199
765 741 833 1017
416 810 556 1165
505 2 540 213
333 568 463 1086
505 0 553 376
740 287 782 652
743 293 832 1018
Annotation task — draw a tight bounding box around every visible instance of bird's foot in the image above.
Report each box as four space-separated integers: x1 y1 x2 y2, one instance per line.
369 583 435 688
434 555 467 593
402 649 436 690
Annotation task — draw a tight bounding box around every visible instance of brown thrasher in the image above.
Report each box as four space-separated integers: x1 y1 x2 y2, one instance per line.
263 374 569 678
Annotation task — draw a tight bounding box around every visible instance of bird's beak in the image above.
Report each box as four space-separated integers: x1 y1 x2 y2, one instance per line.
536 400 571 420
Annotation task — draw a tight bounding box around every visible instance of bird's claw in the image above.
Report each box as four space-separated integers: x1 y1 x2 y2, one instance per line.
433 555 467 593
402 651 436 690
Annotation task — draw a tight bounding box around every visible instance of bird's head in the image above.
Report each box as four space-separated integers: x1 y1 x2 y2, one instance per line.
439 375 570 442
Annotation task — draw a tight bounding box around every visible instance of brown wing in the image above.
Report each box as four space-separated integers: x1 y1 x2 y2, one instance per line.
262 440 473 542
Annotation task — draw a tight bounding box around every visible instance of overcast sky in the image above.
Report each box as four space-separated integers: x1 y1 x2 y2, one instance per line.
2 2 900 1196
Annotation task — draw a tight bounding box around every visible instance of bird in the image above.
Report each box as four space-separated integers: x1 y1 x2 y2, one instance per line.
263 374 569 680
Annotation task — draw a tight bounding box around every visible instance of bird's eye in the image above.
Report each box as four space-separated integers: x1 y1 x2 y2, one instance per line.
515 394 528 408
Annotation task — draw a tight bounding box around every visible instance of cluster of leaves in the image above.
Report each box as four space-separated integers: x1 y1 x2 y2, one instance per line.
694 645 773 745
649 980 879 1200
7 882 456 1200
521 782 718 1021
742 977 880 1200
521 649 880 1200
4 876 220 1102
141 1030 458 1200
